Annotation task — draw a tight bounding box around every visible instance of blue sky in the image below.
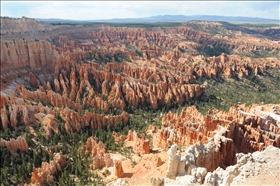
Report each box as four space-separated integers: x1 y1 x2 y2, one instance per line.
1 1 279 20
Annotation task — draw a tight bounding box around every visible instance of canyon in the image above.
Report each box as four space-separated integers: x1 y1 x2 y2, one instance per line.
0 17 280 185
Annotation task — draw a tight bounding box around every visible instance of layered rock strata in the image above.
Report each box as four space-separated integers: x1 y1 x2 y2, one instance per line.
1 17 55 34
154 103 280 185
154 104 280 153
220 104 280 152
165 125 236 180
204 145 280 186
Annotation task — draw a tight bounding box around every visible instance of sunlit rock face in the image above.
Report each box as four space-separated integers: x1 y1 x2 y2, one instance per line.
82 136 113 170
31 153 69 185
1 16 280 186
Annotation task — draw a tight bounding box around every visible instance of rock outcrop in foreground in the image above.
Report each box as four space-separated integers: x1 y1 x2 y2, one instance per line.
150 103 280 185
154 104 280 152
162 144 280 186
204 145 280 185
164 124 236 183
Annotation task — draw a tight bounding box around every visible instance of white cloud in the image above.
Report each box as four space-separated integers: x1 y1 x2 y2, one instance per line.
1 1 279 20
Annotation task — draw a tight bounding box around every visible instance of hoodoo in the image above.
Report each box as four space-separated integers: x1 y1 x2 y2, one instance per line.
1 15 279 186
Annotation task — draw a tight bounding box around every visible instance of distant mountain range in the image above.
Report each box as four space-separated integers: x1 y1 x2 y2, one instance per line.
36 15 279 25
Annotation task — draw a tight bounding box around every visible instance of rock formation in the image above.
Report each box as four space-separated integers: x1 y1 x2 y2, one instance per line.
162 123 236 184
0 136 29 156
1 17 280 186
204 145 280 186
0 93 54 131
41 114 61 139
133 133 150 155
0 38 58 95
1 17 55 34
153 106 220 148
1 19 279 97
156 157 163 167
150 177 164 186
5 84 129 137
221 104 280 152
60 107 129 135
184 126 236 173
114 160 124 178
1 39 57 70
166 144 180 179
113 130 150 155
82 136 113 170
159 103 279 184
31 153 69 185
154 104 280 153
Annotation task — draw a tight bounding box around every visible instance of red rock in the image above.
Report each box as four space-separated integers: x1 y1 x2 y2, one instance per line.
31 153 68 185
2 136 29 156
154 103 280 154
153 106 211 148
82 137 112 170
134 134 150 155
1 17 54 34
41 114 61 139
0 95 7 108
0 106 9 130
29 72 40 88
157 157 163 167
114 160 124 178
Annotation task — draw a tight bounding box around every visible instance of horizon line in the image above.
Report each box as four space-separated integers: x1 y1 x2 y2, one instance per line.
1 14 279 21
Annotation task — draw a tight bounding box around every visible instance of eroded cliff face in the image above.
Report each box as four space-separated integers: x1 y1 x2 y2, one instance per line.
152 103 280 185
0 39 59 95
228 104 280 153
153 106 231 148
1 17 55 34
154 104 280 153
204 145 280 186
162 137 280 186
114 160 125 178
165 130 236 183
0 39 57 69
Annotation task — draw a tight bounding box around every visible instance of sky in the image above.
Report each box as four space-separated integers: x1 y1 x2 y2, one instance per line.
1 1 279 20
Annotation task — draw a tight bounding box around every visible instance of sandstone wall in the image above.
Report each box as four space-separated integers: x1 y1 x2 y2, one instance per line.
1 17 54 34
155 104 280 153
